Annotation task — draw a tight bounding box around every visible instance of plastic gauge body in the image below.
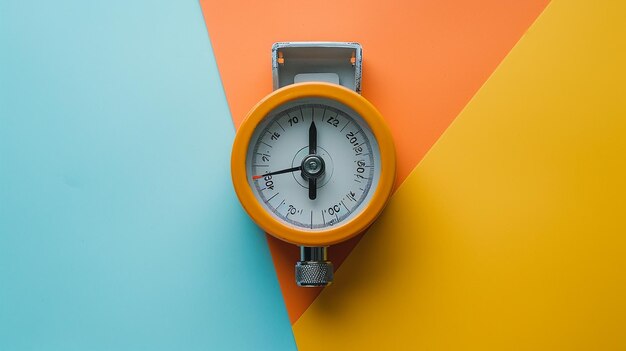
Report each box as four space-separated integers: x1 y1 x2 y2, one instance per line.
231 43 396 287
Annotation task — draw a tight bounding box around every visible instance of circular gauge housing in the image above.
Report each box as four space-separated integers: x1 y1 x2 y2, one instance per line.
231 83 395 246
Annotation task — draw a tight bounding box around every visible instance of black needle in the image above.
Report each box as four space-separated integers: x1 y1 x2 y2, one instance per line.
252 166 301 180
308 121 317 200
309 178 317 200
309 121 317 154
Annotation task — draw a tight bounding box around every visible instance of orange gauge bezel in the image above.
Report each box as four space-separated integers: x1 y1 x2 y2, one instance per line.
231 82 396 246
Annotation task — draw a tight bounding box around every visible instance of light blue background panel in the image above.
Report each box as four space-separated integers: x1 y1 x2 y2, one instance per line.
0 1 295 350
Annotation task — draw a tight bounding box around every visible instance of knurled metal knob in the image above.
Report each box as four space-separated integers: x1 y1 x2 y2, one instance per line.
295 261 333 287
295 246 333 287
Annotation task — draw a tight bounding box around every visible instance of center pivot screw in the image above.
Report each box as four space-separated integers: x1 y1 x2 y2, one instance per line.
301 155 325 179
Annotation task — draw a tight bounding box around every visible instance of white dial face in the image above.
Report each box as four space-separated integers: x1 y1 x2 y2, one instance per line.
246 97 381 231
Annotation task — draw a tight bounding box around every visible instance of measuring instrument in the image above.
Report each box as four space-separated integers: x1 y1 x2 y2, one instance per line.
231 42 396 287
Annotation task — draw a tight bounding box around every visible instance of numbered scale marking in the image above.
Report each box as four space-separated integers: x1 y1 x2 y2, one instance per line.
246 100 381 231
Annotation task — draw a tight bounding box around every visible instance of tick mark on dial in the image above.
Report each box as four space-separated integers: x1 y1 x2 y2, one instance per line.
341 200 351 214
265 192 279 203
276 121 285 131
340 120 350 132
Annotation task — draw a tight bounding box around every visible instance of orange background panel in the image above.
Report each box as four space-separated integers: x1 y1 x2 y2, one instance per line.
200 0 549 323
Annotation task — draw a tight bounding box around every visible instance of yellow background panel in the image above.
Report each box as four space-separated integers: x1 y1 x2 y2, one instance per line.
293 1 626 349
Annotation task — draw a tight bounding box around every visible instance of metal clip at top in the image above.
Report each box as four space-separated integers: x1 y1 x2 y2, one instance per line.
272 42 362 93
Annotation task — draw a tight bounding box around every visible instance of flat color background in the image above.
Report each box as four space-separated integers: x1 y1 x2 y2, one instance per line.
2 0 625 350
0 1 295 350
